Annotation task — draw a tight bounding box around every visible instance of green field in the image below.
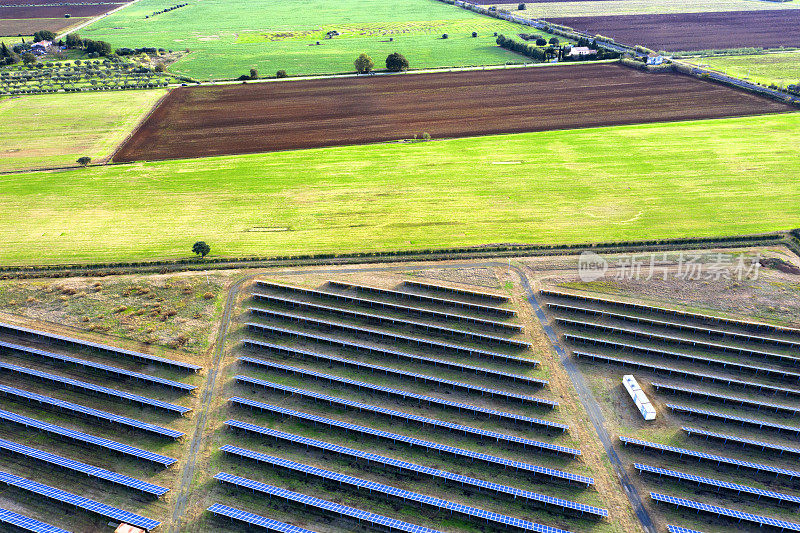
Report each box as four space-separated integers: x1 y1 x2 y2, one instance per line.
0 112 798 266
492 0 800 17
78 0 547 80
688 51 800 87
0 89 165 172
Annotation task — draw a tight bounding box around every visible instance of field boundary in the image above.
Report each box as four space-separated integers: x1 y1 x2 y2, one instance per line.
106 87 173 164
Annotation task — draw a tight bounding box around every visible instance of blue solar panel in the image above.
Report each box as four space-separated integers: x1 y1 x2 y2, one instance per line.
573 351 800 398
651 492 800 531
403 280 509 302
650 382 799 415
0 321 201 372
233 378 577 454
220 425 605 517
225 410 591 486
619 436 800 479
0 339 195 391
667 525 705 533
217 454 572 533
635 463 800 505
207 504 316 533
0 438 168 496
0 471 160 531
242 337 544 384
666 404 800 436
682 426 800 456
0 384 184 439
241 342 552 406
255 281 522 332
246 323 534 367
236 364 561 427
0 361 191 415
0 408 176 466
0 508 71 533
215 472 444 533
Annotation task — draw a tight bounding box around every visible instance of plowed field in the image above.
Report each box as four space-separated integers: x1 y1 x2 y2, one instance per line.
114 63 792 162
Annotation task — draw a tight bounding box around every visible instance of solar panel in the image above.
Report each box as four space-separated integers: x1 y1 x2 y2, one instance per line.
214 472 444 533
246 323 534 366
0 471 160 531
666 404 800 436
207 504 316 533
0 508 71 533
650 382 799 415
233 378 576 453
0 361 191 415
0 408 176 466
403 280 509 302
241 341 552 405
0 437 168 496
217 452 573 533
635 463 800 505
0 321 201 372
220 426 605 517
572 351 800 398
619 436 800 479
248 297 529 348
0 339 195 391
651 492 800 531
667 525 705 533
225 410 591 486
255 281 522 332
236 364 561 427
327 280 516 316
0 384 184 439
682 426 800 456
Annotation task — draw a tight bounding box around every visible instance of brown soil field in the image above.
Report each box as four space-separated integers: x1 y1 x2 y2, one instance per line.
114 62 793 163
0 17 89 36
1 2 123 18
549 10 800 51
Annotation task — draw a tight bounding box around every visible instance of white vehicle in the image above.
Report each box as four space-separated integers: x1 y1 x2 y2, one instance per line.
622 375 656 421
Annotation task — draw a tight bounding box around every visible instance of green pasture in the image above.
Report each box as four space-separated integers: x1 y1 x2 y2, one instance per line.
496 0 800 17
78 0 550 79
0 112 798 266
688 51 800 87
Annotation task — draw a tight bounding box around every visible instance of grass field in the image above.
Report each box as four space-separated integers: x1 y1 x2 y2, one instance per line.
78 0 546 79
490 0 800 17
687 51 800 86
0 112 798 266
0 89 165 172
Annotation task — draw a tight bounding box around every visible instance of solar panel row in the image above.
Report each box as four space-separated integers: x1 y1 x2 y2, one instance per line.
403 280 509 302
225 410 592 485
255 280 522 332
651 492 800 531
249 295 529 348
0 321 201 372
207 503 317 533
0 339 195 391
215 472 445 533
619 436 800 480
0 438 168 497
0 408 176 466
0 361 191 415
0 384 184 439
220 424 605 517
634 463 800 505
236 363 562 429
650 382 799 415
241 341 550 403
572 351 800 398
666 525 705 533
666 403 800 436
327 280 517 316
247 322 533 366
220 448 573 533
0 507 71 533
0 471 161 531
683 426 800 456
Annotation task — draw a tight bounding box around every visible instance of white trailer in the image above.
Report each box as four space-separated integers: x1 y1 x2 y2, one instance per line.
622 375 656 421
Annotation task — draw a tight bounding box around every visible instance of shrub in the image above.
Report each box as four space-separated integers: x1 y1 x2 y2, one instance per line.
441 33 448 39
535 38 546 46
549 37 559 45
249 68 258 79
471 31 478 37
276 69 287 78
518 2 525 9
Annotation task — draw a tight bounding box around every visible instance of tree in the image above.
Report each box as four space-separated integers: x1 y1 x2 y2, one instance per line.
65 33 81 48
33 30 56 42
354 53 373 74
385 52 409 72
192 241 210 258
154 63 165 72
441 33 448 39
548 37 559 45
276 69 287 78
0 42 19 65
518 2 525 9
249 68 258 79
471 31 478 38
21 52 35 65
535 37 546 46
76 156 91 166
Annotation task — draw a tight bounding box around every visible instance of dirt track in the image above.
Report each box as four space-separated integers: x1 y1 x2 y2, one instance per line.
114 62 793 163
549 10 800 51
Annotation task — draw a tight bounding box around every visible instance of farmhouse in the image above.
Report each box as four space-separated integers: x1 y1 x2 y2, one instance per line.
567 46 597 57
31 40 52 55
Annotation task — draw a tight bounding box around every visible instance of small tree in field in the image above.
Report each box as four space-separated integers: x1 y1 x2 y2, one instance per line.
77 156 91 167
276 69 287 78
354 53 374 74
192 241 210 258
441 33 448 39
518 2 525 9
249 68 258 79
385 52 409 72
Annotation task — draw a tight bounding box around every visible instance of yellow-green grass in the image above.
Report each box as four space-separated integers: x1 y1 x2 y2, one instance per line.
0 112 799 266
687 51 800 87
0 89 165 172
491 0 800 17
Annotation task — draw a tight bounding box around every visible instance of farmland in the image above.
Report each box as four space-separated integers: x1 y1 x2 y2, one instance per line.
548 10 800 52
113 63 792 162
486 0 800 17
686 51 800 87
0 0 132 36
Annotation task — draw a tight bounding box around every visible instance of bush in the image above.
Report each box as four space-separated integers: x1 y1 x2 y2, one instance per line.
471 31 478 38
518 2 525 9
385 52 409 72
249 68 258 79
441 33 448 39
154 63 165 72
276 69 287 78
549 37 559 45
535 38 546 46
